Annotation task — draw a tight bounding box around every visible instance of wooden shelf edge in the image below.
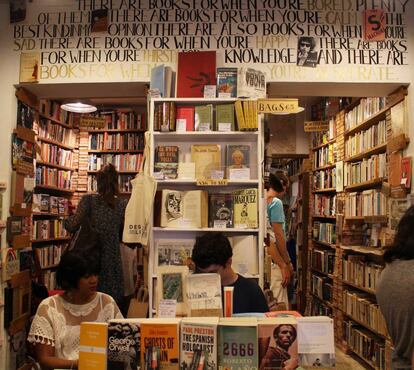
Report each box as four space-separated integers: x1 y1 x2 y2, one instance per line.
342 280 376 295
37 136 75 150
344 143 387 162
344 178 385 191
311 138 336 151
36 160 76 172
342 312 389 340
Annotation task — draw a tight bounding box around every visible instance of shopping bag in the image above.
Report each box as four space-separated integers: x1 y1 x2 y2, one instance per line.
127 287 149 318
2 248 20 281
123 132 157 245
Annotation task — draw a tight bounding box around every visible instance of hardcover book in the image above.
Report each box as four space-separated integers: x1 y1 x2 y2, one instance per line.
229 235 258 275
154 146 179 180
176 106 195 132
216 104 235 132
237 67 266 99
155 239 194 273
79 322 108 370
226 144 251 179
176 51 216 98
218 318 259 370
157 266 188 316
258 317 298 370
190 145 221 180
208 193 233 228
180 317 219 370
151 64 174 98
107 319 141 370
233 188 258 228
160 189 208 228
140 318 181 370
217 68 238 98
194 105 213 131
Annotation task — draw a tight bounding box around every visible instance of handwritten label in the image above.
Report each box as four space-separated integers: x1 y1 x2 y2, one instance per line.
80 116 105 128
214 220 227 229
198 123 211 131
218 122 232 132
229 168 251 180
304 121 330 132
196 179 228 186
158 299 177 318
204 85 216 98
257 99 298 114
176 119 186 132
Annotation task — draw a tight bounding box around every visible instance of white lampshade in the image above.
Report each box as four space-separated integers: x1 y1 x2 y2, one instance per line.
61 102 97 113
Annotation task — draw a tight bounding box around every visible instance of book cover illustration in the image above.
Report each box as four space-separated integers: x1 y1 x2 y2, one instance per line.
180 318 219 370
237 67 266 98
17 101 35 129
176 51 216 98
217 68 238 98
218 319 258 370
19 52 39 83
155 239 194 272
190 145 221 180
226 144 251 179
161 272 184 302
258 318 298 370
107 320 141 370
155 146 179 179
140 319 181 370
12 134 34 174
91 8 108 33
208 193 233 228
233 188 258 228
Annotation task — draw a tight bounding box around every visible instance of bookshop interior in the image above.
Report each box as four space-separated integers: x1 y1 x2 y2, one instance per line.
1 2 414 370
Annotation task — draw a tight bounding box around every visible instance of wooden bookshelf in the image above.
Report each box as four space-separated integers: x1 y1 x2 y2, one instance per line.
344 178 385 191
32 212 68 217
342 280 376 295
311 267 335 280
311 138 336 151
314 163 335 171
85 129 146 133
38 112 72 129
87 170 138 174
37 136 75 150
312 239 336 249
311 293 335 310
339 245 385 256
312 215 336 220
347 348 379 370
313 188 336 193
36 160 76 172
88 149 144 154
31 237 71 243
344 143 387 163
35 185 75 194
344 215 388 224
342 312 389 341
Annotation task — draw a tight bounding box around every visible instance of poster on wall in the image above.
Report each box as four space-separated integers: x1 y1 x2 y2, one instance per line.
19 52 39 83
9 0 26 23
363 9 385 41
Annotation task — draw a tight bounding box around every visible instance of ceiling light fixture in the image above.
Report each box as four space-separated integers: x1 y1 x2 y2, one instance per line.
61 102 97 113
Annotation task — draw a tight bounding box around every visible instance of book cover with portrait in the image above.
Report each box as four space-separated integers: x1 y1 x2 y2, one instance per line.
226 144 251 180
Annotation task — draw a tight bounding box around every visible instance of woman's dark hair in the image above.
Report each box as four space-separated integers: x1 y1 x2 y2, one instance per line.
384 205 414 263
96 163 119 208
192 232 232 269
56 249 100 291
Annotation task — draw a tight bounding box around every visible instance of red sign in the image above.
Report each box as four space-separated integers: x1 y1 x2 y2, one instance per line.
363 10 385 41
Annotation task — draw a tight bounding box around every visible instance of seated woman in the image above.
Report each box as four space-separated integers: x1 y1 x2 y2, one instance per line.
28 249 123 369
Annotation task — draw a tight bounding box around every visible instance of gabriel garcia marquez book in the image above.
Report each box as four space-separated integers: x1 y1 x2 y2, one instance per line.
233 188 258 228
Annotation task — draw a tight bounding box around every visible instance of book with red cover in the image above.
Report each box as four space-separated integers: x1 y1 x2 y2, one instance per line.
176 106 195 131
176 51 216 98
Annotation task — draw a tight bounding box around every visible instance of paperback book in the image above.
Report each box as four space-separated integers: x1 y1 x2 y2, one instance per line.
190 145 221 180
154 146 179 180
217 68 238 98
226 144 251 179
155 239 194 273
233 188 258 228
208 193 233 228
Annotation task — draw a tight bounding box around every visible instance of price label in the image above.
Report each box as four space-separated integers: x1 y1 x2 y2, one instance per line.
198 123 211 131
214 220 227 229
176 119 186 132
218 122 232 132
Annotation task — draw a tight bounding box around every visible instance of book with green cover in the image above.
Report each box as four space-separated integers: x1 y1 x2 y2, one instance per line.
195 105 213 131
233 188 258 228
216 104 235 131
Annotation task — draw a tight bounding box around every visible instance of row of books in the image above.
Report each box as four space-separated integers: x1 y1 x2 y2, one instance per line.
155 144 252 181
35 244 65 269
88 153 143 172
313 221 336 245
40 99 75 125
313 143 336 168
32 219 68 240
40 143 74 168
313 168 336 190
89 132 144 151
342 255 383 292
362 224 387 248
17 101 35 129
87 174 135 193
94 110 146 130
344 153 387 186
342 290 388 337
345 97 386 131
38 118 76 147
285 158 303 177
314 194 336 217
310 297 333 317
344 190 387 217
35 166 72 190
80 316 334 370
311 249 335 274
153 101 257 132
43 270 57 290
311 274 333 301
311 119 336 147
156 188 258 229
345 120 387 157
32 194 69 214
344 321 386 370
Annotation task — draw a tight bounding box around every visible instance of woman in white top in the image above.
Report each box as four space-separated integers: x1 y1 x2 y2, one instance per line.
28 249 123 369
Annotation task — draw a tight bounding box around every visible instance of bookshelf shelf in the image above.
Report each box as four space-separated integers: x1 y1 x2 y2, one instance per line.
342 280 376 295
85 129 146 133
311 293 335 310
312 239 336 249
312 215 336 220
343 312 388 340
311 138 336 151
36 160 76 172
313 164 335 171
153 131 258 143
41 264 59 270
311 268 335 280
344 215 388 224
31 237 71 243
32 212 68 217
313 188 336 193
344 178 385 191
87 170 138 174
339 245 385 256
35 185 75 194
153 227 260 233
88 149 144 154
344 96 404 137
156 179 260 185
38 112 72 129
344 143 387 163
37 136 75 150
347 348 379 370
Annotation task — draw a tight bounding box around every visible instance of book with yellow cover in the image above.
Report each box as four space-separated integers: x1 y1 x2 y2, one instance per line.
232 188 258 228
140 318 181 370
190 144 221 180
234 100 246 131
79 322 108 370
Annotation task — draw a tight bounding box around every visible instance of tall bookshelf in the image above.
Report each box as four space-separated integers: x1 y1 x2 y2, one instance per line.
307 89 409 370
148 97 264 317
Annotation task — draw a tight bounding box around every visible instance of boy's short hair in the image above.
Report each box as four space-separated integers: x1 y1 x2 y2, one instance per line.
268 173 284 193
191 232 232 269
56 249 100 290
